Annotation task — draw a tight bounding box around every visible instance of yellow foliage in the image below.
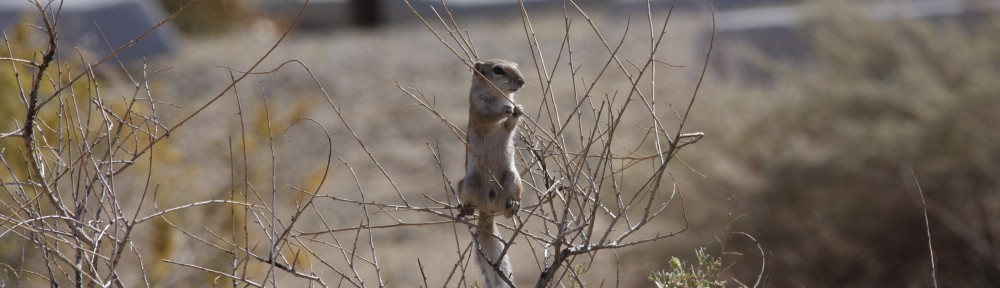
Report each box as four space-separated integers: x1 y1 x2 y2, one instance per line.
288 247 311 271
149 217 177 285
299 166 330 203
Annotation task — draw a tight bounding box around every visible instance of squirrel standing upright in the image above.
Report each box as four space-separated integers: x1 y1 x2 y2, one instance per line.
457 59 525 288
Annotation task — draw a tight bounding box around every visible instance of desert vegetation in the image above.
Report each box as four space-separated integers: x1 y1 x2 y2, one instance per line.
691 5 1000 286
1 0 997 287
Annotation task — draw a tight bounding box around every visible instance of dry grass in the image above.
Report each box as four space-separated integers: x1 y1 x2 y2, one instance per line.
681 3 1000 287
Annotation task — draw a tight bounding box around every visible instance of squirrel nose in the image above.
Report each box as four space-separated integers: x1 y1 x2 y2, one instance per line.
514 79 525 88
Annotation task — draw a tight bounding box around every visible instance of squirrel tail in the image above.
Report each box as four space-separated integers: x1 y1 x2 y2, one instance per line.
476 212 512 288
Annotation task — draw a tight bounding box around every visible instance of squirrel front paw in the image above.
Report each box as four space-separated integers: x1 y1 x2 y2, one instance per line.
512 104 523 117
502 105 515 116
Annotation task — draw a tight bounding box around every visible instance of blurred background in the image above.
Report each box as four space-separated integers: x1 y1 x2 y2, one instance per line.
1 0 998 287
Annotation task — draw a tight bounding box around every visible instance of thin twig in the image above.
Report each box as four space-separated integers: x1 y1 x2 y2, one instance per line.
909 167 938 288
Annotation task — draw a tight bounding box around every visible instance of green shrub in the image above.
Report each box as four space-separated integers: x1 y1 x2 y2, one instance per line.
159 0 253 34
649 248 726 288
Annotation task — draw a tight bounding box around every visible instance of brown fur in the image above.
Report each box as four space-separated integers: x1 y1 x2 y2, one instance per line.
456 59 525 288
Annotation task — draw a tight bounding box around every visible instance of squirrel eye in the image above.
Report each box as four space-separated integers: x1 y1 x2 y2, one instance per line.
492 66 506 75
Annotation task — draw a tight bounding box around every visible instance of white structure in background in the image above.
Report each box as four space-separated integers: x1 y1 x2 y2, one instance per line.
0 0 180 62
709 0 1000 80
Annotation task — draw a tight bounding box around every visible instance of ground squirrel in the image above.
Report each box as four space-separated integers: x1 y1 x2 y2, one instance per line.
456 59 525 288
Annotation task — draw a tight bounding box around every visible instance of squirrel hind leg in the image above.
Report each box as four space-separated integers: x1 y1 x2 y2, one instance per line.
503 199 519 219
457 203 476 218
500 170 522 219
457 176 487 218
456 178 473 218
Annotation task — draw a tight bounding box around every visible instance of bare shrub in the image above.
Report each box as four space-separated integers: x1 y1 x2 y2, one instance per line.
0 0 728 287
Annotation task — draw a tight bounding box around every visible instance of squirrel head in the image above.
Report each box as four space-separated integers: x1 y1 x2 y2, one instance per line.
473 59 526 94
